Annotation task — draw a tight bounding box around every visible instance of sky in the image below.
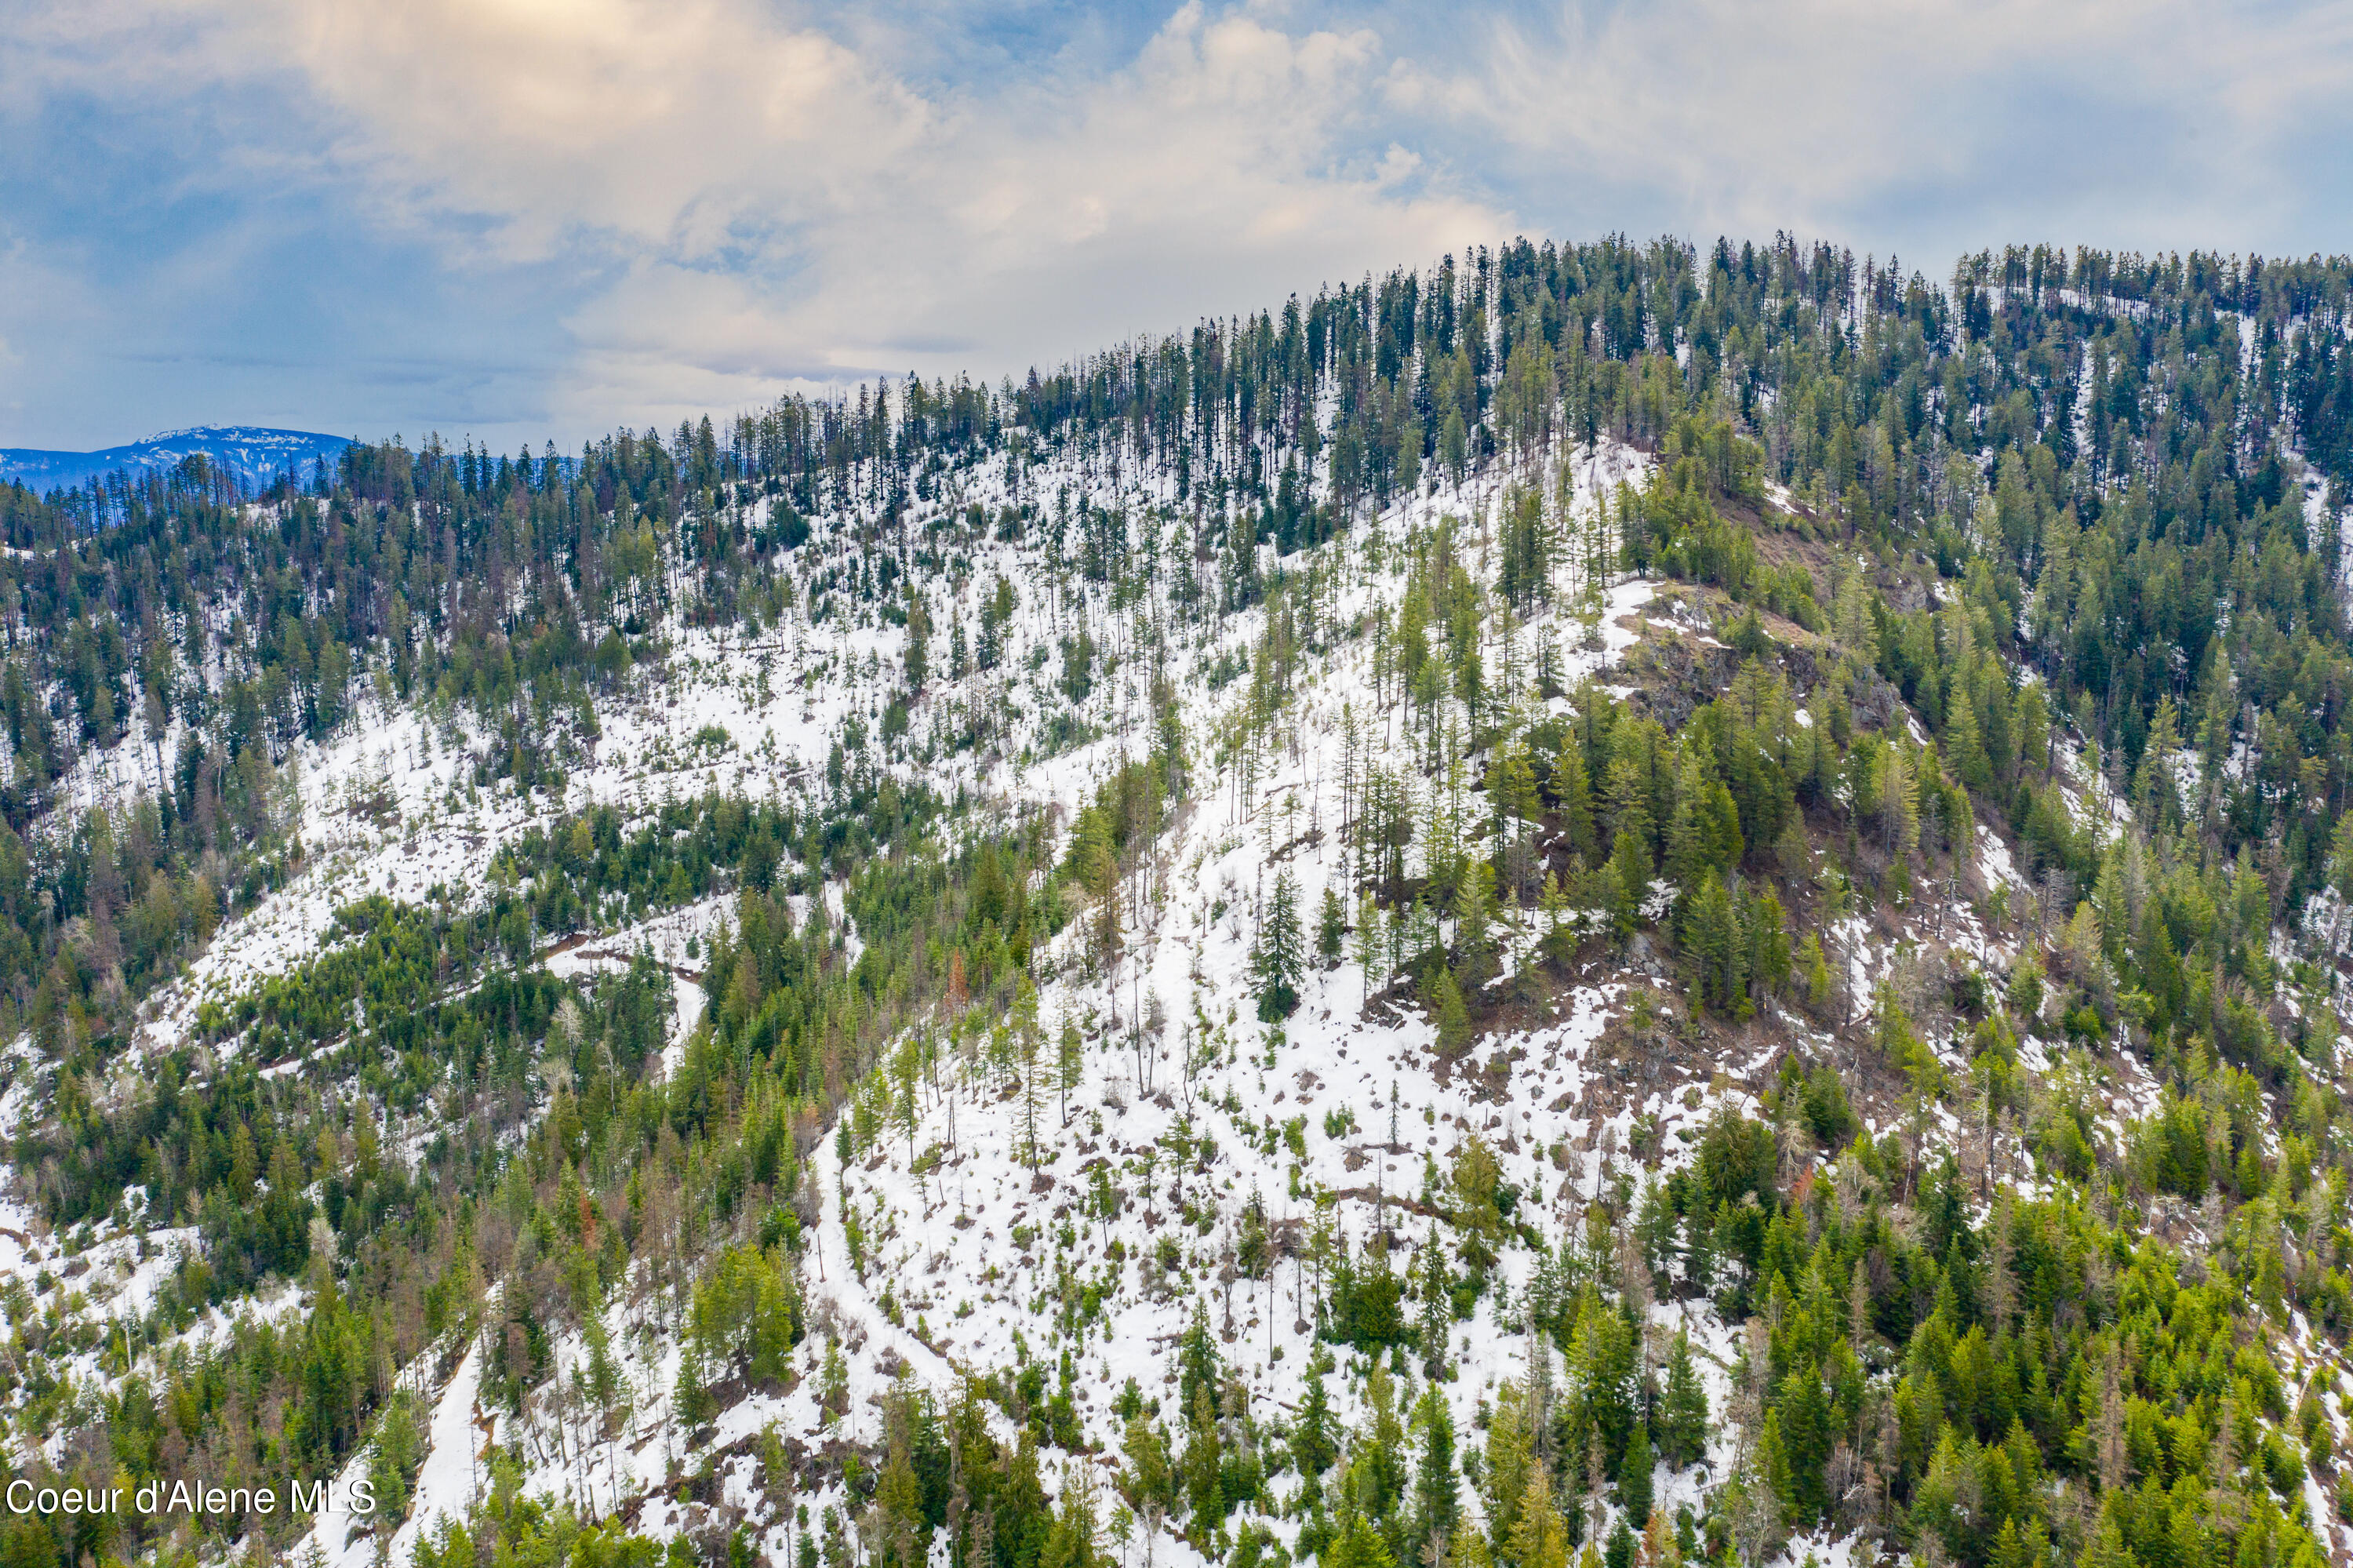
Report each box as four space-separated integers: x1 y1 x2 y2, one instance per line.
2 0 2349 453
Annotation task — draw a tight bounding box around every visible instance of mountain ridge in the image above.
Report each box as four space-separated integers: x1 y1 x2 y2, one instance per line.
0 424 354 494
0 236 2347 1568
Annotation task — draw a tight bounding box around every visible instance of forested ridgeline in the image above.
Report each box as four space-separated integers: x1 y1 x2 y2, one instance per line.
2 239 2349 1067
0 236 2349 1568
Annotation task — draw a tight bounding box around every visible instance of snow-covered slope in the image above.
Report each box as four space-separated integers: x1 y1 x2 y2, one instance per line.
5 424 2348 1568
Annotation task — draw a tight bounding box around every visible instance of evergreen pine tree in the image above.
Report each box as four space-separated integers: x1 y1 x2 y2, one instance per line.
1603 756 1653 857
1433 970 1471 1055
676 1343 716 1428
1660 1330 1707 1469
1255 871 1304 1021
904 591 930 693
1180 1303 1221 1411
1664 755 1708 900
1294 1368 1339 1477
1505 1467 1567 1568
1058 1019 1083 1127
1181 1384 1224 1540
1798 934 1832 1013
1604 1521 1635 1568
1482 1385 1531 1559
1550 746 1597 861
1396 424 1422 495
1945 678 1991 790
1123 1413 1174 1512
1753 1410 1793 1529
1453 868 1493 991
877 1411 926 1568
1362 1357 1406 1518
1354 893 1386 1006
1416 1231 1453 1376
1608 831 1649 936
1616 1423 1653 1523
1042 1462 1103 1568
1328 1515 1397 1568
1410 1384 1459 1544
1744 887 1791 1001
1495 740 1544 829
1776 1366 1828 1523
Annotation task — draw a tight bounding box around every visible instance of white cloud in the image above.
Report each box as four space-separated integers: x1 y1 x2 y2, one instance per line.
772 5 1500 375
267 0 928 264
9 0 1508 435
9 0 2347 446
1396 0 2353 260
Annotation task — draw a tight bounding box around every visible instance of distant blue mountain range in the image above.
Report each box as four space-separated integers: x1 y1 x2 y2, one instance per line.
0 426 354 494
